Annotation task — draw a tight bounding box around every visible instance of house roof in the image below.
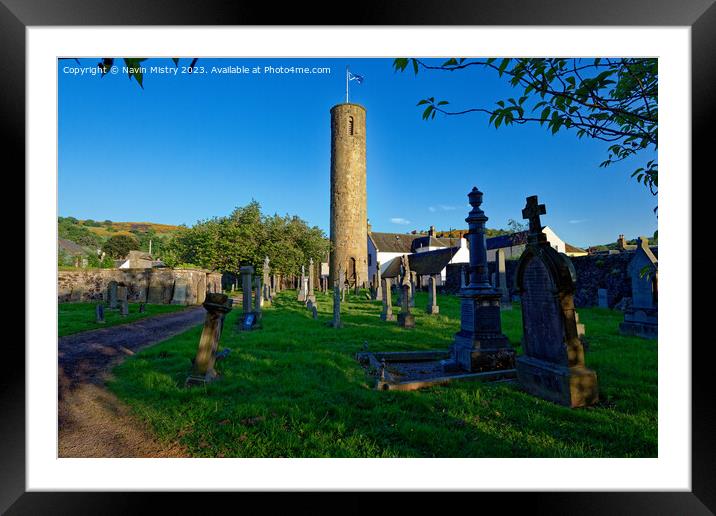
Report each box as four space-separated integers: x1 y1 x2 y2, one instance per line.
380 256 404 278
408 246 460 275
565 243 587 254
410 235 457 252
58 238 87 256
369 232 420 253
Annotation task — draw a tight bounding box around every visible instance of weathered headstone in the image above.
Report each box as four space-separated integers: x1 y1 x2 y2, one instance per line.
452 187 515 373
297 265 307 302
139 302 146 313
330 281 342 328
495 248 511 309
307 258 316 305
515 195 598 408
263 256 271 302
409 271 416 307
238 266 258 330
619 236 658 339
171 277 188 305
597 288 609 308
374 262 383 301
254 276 263 320
311 304 318 319
380 278 395 321
119 299 129 317
95 303 105 324
397 255 415 328
186 293 233 385
107 281 118 309
426 274 439 315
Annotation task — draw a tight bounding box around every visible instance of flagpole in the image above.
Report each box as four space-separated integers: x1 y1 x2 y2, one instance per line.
345 65 349 103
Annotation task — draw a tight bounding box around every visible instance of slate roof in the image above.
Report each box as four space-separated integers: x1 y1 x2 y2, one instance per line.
408 247 460 275
58 238 88 256
380 256 404 278
410 235 457 252
369 232 420 253
485 231 529 250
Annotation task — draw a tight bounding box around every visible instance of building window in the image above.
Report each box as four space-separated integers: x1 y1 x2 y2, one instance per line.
348 116 354 135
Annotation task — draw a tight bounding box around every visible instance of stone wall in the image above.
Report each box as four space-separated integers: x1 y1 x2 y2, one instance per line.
58 267 222 305
444 249 657 308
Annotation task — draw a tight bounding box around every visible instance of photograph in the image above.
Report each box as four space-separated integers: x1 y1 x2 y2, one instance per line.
56 56 659 459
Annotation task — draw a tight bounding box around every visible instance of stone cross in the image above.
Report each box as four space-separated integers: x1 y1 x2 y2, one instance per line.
380 277 395 321
619 236 658 339
426 275 439 315
515 194 598 407
240 266 254 314
522 195 547 244
187 293 233 385
95 303 105 324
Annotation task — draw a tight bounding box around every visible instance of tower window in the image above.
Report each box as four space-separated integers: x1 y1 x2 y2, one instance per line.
348 116 354 136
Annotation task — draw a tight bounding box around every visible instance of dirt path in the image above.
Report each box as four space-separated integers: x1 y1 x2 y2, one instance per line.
58 307 207 457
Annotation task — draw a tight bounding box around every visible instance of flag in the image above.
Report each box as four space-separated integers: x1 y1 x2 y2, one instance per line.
348 71 364 84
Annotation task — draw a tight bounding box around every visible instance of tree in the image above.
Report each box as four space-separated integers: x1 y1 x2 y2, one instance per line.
393 58 658 204
102 234 140 259
507 218 527 233
58 217 102 248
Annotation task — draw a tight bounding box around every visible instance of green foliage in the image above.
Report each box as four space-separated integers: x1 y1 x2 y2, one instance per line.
58 217 102 248
102 234 140 259
100 254 115 268
107 292 656 458
394 58 658 201
507 218 527 233
163 201 330 276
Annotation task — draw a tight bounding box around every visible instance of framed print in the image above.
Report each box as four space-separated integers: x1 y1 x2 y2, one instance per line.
4 0 713 513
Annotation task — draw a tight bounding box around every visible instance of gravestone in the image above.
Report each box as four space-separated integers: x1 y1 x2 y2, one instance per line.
409 271 416 307
95 303 105 324
330 281 342 328
380 277 395 321
451 187 515 373
119 299 129 317
515 195 598 408
139 303 146 313
619 236 658 339
374 262 383 302
495 248 511 309
311 305 318 319
239 266 258 330
117 284 128 305
186 293 234 385
307 258 316 305
172 277 188 305
426 274 439 315
597 288 609 308
397 255 415 328
263 256 271 302
297 265 307 302
254 277 263 320
107 281 119 309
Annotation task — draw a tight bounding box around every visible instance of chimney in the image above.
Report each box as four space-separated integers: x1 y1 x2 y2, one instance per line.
428 225 436 237
617 234 626 251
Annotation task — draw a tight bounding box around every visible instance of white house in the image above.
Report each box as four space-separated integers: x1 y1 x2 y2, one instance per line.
485 226 566 262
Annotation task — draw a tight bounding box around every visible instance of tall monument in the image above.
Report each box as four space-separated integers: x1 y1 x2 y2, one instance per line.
329 102 368 288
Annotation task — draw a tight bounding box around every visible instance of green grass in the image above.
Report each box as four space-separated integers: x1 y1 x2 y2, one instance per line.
106 290 657 458
58 302 187 337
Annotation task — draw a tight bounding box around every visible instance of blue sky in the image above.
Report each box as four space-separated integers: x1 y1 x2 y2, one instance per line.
58 58 658 247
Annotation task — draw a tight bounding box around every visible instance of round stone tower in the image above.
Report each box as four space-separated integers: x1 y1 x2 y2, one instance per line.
329 103 368 289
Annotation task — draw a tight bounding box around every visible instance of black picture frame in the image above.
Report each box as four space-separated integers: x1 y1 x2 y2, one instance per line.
5 0 711 513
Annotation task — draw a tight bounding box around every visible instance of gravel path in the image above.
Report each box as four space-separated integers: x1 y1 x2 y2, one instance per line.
58 307 206 457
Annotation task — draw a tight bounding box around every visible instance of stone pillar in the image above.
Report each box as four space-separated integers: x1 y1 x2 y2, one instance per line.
426 275 439 315
331 281 342 328
240 266 254 314
188 293 233 384
298 265 307 302
452 187 515 372
380 278 395 321
307 258 316 304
